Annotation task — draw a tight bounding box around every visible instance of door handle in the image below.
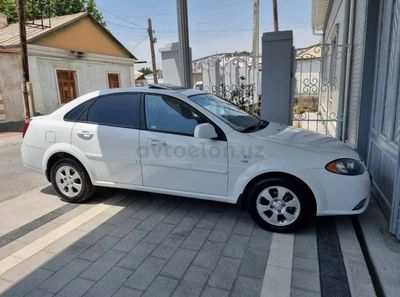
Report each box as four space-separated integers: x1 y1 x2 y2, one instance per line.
146 138 166 146
77 130 94 140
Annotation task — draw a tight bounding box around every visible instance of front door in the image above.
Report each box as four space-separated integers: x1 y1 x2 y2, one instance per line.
140 94 228 196
71 93 142 185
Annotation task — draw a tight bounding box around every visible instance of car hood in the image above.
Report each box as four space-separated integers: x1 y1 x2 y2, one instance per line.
249 122 360 160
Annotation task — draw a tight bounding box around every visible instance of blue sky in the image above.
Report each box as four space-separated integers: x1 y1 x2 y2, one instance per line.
96 0 320 67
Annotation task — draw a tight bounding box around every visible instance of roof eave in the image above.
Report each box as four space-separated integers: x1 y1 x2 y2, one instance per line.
312 0 331 32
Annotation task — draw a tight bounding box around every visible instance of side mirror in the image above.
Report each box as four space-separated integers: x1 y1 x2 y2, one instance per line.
194 123 218 139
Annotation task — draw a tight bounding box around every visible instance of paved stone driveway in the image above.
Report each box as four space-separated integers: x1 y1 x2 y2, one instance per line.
2 191 272 297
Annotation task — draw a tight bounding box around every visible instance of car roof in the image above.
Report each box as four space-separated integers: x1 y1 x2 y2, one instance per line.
88 85 208 97
48 85 209 120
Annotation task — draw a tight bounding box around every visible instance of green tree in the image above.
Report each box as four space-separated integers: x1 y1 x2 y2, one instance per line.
85 0 105 26
0 0 105 26
0 0 18 24
138 67 153 75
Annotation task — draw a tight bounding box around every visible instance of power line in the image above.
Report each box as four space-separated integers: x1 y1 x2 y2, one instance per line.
107 21 146 31
131 35 149 49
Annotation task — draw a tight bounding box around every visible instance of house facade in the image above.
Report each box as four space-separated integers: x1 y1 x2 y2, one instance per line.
312 0 400 238
0 12 136 124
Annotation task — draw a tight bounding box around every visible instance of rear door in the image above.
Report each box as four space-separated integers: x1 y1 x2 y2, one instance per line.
71 93 142 185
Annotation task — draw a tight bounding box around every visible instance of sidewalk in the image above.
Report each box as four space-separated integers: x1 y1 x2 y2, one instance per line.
0 185 382 297
358 199 400 297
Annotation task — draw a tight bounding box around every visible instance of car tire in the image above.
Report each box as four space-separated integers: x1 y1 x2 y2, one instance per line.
50 158 94 203
247 177 311 233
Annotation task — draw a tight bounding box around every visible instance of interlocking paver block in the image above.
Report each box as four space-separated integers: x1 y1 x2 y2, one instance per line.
208 220 235 243
231 276 263 297
193 240 225 269
79 235 120 261
113 287 142 297
239 248 268 279
248 226 272 251
181 228 210 250
124 256 167 291
170 217 198 237
25 288 54 297
78 224 115 246
207 257 241 290
109 218 141 238
222 234 250 259
80 249 126 281
232 213 255 235
151 233 186 259
161 248 197 278
163 208 188 225
54 278 94 297
172 265 211 297
201 287 230 297
291 269 321 293
293 256 319 274
142 276 179 297
142 223 175 244
43 243 89 272
117 242 157 270
291 287 321 297
2 268 53 297
196 212 220 230
83 267 132 297
112 229 149 252
39 258 91 293
137 213 169 231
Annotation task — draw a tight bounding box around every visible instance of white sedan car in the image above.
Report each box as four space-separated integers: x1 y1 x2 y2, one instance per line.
21 85 371 232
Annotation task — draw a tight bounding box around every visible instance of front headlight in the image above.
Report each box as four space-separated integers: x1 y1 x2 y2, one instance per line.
325 158 365 175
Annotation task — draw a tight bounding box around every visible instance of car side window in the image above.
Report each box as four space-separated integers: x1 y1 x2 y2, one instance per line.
144 94 206 136
64 99 94 122
86 93 140 129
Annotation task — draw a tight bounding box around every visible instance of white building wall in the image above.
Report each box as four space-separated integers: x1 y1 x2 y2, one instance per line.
0 45 135 121
32 55 132 114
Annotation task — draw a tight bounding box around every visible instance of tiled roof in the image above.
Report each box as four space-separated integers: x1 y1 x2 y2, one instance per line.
0 12 87 48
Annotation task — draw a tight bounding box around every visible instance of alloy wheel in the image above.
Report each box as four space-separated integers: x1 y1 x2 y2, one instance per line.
55 165 83 198
256 186 301 226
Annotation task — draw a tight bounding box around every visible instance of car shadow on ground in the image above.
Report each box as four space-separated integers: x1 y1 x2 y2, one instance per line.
1 188 278 297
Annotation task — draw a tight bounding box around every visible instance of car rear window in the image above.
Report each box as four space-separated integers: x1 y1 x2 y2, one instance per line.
64 100 94 122
86 93 140 129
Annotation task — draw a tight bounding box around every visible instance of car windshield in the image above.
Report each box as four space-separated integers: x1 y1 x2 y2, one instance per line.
189 93 268 132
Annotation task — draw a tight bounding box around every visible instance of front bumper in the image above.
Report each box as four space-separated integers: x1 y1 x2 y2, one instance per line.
299 168 371 216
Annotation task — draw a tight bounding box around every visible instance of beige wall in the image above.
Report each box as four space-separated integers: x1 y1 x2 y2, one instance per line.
33 17 131 58
0 52 24 122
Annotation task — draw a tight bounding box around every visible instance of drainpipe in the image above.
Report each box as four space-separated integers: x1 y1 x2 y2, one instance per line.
341 0 356 142
336 0 354 140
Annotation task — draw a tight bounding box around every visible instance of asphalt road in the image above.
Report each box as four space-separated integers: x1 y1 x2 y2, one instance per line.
0 133 48 203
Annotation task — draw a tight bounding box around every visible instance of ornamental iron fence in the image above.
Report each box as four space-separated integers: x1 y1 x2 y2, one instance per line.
192 53 261 115
293 43 350 137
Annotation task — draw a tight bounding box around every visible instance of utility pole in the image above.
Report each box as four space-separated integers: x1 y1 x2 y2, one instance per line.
147 18 158 84
252 0 260 103
176 0 192 88
273 0 279 32
252 0 260 59
17 0 31 118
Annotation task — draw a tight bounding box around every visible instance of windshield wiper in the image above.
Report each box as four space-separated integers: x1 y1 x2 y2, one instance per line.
242 119 269 133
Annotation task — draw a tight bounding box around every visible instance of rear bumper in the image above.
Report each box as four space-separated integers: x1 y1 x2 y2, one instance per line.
300 168 371 216
21 143 45 174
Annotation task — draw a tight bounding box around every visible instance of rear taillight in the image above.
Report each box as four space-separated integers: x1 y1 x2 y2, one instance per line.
22 118 31 138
